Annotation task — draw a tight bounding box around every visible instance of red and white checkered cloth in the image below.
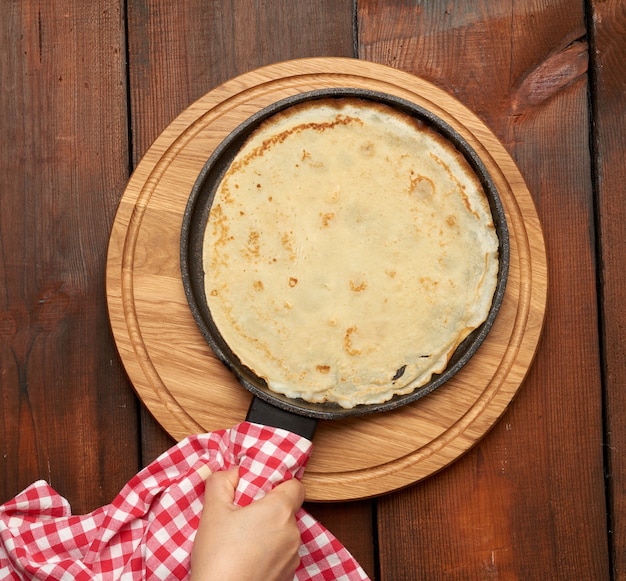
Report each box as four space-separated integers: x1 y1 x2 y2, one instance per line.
0 422 369 580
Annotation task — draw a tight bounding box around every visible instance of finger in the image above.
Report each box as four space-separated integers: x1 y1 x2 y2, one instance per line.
267 477 306 512
202 467 240 512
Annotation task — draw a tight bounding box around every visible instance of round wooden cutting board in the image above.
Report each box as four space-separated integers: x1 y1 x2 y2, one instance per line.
106 57 547 501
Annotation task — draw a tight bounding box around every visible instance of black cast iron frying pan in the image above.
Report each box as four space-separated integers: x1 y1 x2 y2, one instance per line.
180 88 510 441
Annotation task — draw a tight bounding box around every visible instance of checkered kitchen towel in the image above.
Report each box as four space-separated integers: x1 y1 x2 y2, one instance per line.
0 422 369 580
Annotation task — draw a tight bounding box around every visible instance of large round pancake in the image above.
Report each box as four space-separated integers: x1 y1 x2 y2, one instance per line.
202 97 499 409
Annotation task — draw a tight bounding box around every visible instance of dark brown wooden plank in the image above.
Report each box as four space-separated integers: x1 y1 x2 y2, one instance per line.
358 1 608 578
125 1 378 576
589 1 626 579
127 0 357 163
0 0 140 514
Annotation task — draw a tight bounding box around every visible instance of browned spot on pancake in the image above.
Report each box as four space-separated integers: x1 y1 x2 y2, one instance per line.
288 276 298 287
208 205 232 270
210 289 219 296
420 277 439 294
320 212 335 228
303 156 323 168
281 232 296 261
385 269 396 278
210 205 228 243
408 171 435 197
360 141 375 156
350 280 367 292
218 182 234 205
344 326 361 356
447 215 457 227
253 281 264 291
246 231 260 256
316 365 331 374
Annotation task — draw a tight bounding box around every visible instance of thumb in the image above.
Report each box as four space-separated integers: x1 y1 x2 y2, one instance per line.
202 467 240 512
260 477 306 513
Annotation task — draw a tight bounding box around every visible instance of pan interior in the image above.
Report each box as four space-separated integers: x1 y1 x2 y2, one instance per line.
181 88 510 420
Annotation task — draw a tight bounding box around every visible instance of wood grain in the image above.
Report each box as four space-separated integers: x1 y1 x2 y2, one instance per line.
359 0 608 579
0 0 140 514
590 1 626 579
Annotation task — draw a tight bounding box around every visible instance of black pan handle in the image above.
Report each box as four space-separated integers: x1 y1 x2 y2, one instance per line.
246 396 318 441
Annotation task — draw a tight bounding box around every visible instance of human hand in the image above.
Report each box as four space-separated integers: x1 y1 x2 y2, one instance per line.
190 467 305 581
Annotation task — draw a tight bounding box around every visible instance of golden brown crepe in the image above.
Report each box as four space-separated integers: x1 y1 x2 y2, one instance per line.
202 97 499 408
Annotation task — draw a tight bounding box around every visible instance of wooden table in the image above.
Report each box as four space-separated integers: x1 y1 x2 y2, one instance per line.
1 2 624 579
